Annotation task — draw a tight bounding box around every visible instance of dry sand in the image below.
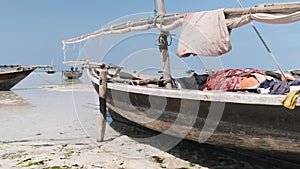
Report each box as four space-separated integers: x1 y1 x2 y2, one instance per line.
0 125 208 169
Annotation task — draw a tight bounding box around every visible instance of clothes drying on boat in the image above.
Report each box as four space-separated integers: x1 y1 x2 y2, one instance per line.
176 73 208 90
259 79 275 89
241 76 260 89
205 69 264 91
203 68 300 94
177 9 231 57
269 79 300 95
282 89 300 109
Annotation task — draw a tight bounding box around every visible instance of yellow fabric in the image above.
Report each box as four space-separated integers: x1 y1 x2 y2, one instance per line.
282 89 300 109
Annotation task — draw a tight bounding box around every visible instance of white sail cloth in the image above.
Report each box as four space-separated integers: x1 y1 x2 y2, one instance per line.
62 10 300 46
227 10 300 28
177 9 232 57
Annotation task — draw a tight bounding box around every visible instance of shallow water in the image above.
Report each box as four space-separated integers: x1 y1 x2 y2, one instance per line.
0 71 102 143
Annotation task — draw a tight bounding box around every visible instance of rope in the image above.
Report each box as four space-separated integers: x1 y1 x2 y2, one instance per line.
156 33 172 47
34 71 54 85
71 89 99 146
153 14 165 31
153 14 173 48
236 0 286 79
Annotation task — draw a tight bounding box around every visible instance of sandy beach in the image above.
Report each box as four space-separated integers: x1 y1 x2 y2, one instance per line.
0 72 286 169
1 126 208 169
0 72 206 169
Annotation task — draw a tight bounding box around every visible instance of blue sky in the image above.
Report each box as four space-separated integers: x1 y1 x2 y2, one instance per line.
0 0 299 74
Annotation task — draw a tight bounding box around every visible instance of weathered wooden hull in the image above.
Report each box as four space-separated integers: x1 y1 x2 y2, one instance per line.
0 68 35 90
90 80 300 164
63 71 82 79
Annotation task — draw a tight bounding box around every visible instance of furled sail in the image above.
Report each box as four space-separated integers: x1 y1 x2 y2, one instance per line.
227 10 300 28
62 2 300 47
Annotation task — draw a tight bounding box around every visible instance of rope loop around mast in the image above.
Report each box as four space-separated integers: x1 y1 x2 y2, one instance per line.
153 13 165 32
156 33 173 50
153 13 173 49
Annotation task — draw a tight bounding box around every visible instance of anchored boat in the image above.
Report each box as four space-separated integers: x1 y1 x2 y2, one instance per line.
62 1 300 165
0 65 52 90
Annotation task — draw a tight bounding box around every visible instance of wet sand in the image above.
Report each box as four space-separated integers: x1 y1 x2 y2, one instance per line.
0 72 293 169
1 126 207 169
1 72 207 169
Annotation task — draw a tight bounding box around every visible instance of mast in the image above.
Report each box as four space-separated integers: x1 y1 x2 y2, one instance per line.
157 0 172 88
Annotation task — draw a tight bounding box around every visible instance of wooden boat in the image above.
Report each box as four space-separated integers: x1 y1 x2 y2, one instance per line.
45 69 56 74
63 67 83 79
62 1 300 165
45 58 56 74
86 66 300 164
0 65 53 90
0 65 37 91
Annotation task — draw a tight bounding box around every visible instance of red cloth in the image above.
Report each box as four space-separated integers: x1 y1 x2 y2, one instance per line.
206 69 264 91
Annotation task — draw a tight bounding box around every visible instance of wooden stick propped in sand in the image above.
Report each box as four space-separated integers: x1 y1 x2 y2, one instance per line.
97 69 108 142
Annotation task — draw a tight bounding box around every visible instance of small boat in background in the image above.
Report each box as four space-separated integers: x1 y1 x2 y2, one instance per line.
45 69 56 74
45 58 56 74
63 67 83 79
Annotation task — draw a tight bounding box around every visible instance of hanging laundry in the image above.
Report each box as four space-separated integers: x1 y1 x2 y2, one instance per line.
282 89 300 109
177 9 232 57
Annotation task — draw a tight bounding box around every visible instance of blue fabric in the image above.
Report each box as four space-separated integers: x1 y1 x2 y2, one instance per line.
269 80 300 95
259 80 274 89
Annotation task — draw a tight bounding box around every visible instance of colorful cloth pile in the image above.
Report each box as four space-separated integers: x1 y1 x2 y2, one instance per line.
200 68 300 95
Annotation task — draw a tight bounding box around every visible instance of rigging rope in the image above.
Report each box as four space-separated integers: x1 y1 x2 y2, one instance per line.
236 0 286 79
34 71 54 85
153 14 173 47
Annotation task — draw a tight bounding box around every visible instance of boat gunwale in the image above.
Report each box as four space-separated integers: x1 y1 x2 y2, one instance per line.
88 71 297 106
0 67 36 75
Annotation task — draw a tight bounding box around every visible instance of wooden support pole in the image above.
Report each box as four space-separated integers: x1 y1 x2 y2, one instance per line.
97 69 107 142
157 0 172 89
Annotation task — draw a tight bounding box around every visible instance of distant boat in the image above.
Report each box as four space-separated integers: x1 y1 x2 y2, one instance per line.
45 58 56 74
63 67 83 79
45 69 56 74
0 65 50 90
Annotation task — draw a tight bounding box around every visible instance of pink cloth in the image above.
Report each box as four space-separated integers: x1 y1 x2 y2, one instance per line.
177 9 232 57
206 69 265 91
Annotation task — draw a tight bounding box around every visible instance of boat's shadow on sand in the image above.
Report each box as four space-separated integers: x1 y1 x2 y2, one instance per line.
108 111 300 169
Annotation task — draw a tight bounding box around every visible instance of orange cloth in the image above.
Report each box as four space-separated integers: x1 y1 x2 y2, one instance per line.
241 76 260 89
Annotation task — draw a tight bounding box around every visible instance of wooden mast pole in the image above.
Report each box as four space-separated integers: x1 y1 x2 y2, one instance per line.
157 0 172 88
97 69 107 142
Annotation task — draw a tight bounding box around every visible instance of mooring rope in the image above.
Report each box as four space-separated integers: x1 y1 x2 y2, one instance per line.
34 71 54 85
